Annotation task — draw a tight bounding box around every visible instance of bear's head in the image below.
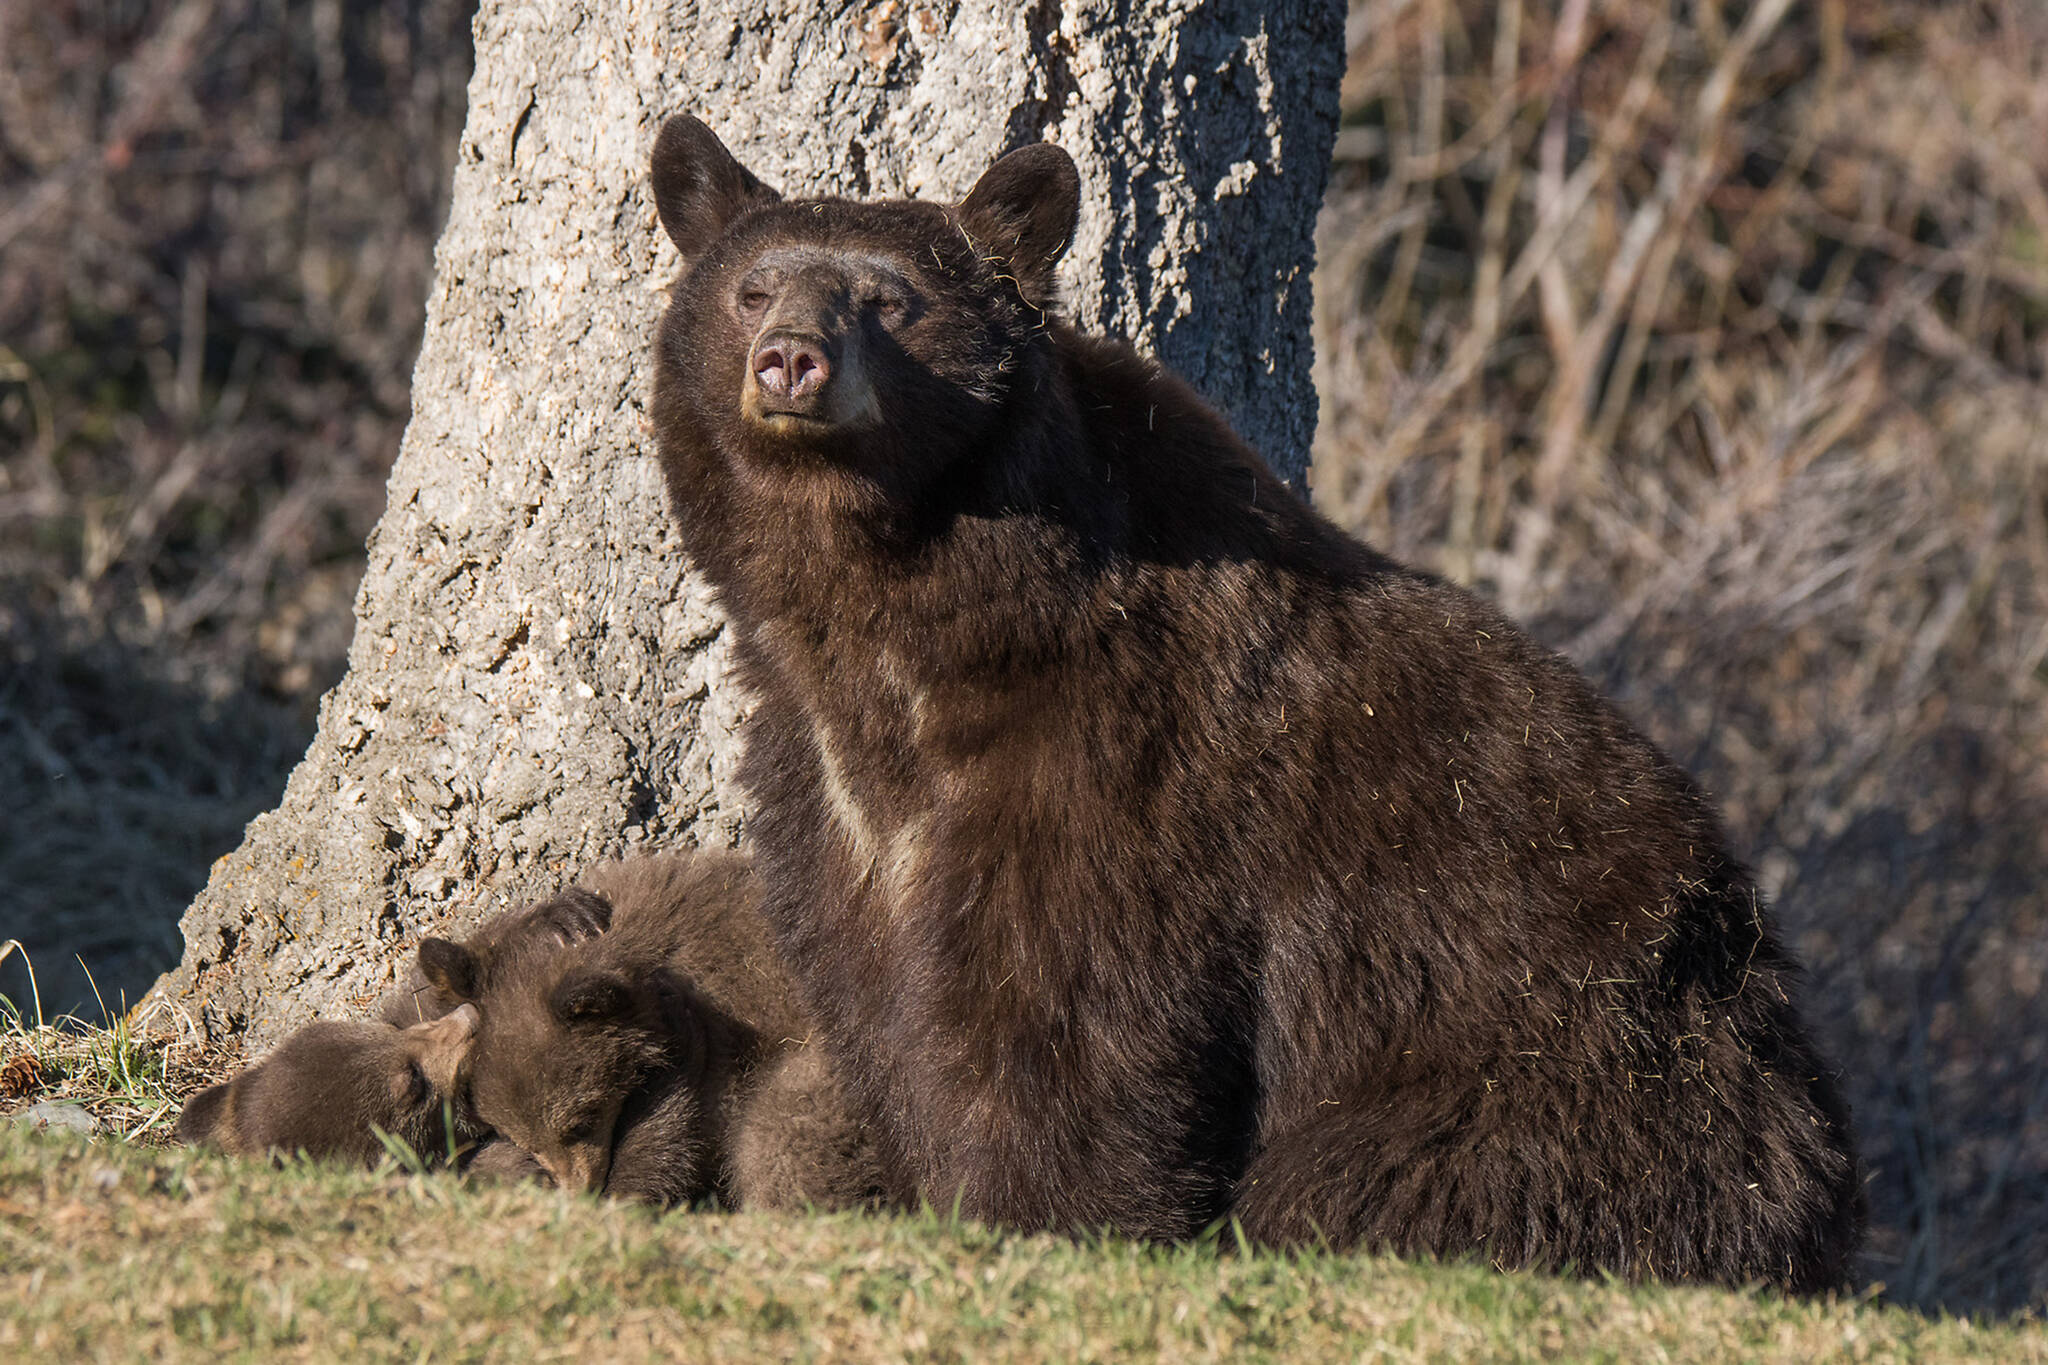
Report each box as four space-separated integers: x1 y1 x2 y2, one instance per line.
175 1008 481 1164
414 931 706 1195
648 114 1081 512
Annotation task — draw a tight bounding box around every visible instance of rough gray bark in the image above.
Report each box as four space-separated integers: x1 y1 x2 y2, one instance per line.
153 0 1344 1046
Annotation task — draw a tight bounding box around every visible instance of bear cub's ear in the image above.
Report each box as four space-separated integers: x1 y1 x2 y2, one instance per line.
956 143 1080 308
533 887 614 947
549 968 634 1026
651 114 780 262
417 938 482 1003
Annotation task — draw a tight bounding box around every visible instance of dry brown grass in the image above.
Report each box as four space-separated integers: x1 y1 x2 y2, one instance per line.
1310 0 2048 1314
3 0 2045 1319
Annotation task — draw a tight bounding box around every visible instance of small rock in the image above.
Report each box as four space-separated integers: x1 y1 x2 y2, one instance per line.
14 1101 99 1137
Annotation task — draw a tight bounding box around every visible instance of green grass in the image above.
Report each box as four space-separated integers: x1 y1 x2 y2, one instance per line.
0 952 215 1145
0 1123 2039 1364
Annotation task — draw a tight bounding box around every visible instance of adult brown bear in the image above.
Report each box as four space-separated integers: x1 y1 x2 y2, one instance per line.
645 114 1862 1289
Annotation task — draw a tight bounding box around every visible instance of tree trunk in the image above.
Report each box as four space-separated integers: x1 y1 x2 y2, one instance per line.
152 0 1344 1046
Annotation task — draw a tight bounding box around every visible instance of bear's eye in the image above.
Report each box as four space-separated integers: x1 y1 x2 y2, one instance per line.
737 289 770 315
394 1060 428 1107
868 294 908 321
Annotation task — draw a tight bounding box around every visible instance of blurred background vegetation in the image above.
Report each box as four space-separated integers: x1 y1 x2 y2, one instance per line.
1 0 2042 1317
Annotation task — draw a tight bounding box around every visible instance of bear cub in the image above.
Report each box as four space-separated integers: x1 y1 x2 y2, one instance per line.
645 115 1861 1288
416 851 882 1211
176 887 609 1163
174 1007 481 1165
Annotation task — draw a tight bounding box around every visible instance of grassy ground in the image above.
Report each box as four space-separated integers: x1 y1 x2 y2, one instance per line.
0 975 224 1144
5 0 2047 1323
2 1123 2039 1365
2 1021 2041 1360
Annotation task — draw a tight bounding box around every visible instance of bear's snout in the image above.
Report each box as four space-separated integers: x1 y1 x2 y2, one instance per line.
751 331 833 409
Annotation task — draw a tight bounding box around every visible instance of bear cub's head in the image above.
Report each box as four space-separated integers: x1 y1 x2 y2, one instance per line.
379 886 613 1028
175 1008 480 1163
649 114 1080 503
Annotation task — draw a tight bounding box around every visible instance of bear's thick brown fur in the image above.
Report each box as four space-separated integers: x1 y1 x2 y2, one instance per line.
726 1043 879 1213
458 1039 873 1214
417 852 884 1211
645 115 1863 1288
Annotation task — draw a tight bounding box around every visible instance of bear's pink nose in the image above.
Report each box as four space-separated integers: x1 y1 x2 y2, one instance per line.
752 333 830 404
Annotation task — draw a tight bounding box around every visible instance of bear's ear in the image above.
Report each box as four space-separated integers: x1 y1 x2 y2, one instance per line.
175 1080 233 1146
417 938 482 1003
537 888 613 947
407 1003 480 1098
956 143 1080 308
550 968 633 1026
651 115 780 262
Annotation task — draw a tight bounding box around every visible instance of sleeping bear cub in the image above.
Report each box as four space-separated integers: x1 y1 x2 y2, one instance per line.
643 114 1863 1288
176 887 611 1164
415 852 883 1211
183 855 879 1211
174 1008 482 1165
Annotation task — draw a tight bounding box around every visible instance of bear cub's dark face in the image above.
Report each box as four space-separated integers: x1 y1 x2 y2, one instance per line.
649 115 1080 503
414 933 701 1196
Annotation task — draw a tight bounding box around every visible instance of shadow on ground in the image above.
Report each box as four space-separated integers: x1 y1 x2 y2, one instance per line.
0 617 316 1023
